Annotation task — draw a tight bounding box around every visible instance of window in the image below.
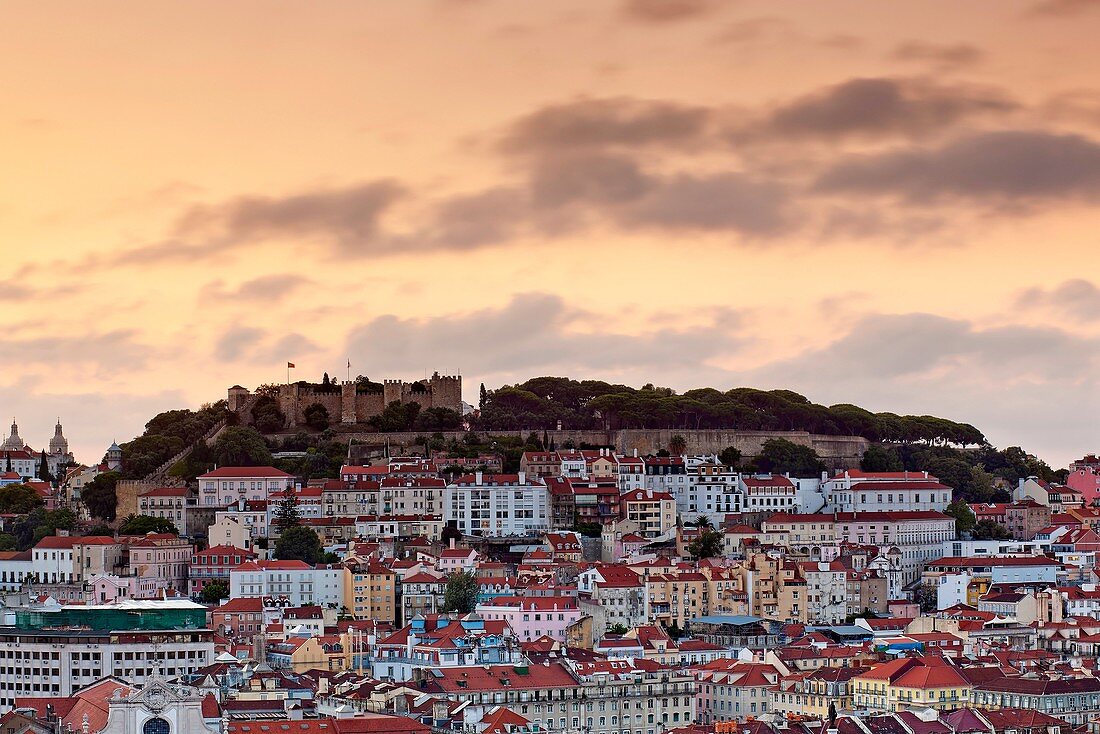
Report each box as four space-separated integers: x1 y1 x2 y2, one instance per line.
143 719 170 734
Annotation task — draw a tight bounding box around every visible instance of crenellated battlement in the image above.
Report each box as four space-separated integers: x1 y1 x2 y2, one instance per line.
227 372 462 432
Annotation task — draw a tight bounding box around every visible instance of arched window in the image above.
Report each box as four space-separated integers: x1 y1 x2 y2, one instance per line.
143 718 170 734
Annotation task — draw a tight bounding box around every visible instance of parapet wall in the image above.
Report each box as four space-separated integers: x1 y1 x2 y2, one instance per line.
345 428 869 468
227 373 462 429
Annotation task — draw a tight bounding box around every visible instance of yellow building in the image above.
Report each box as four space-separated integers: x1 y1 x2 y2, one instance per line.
771 665 870 718
268 635 347 673
852 657 972 712
343 557 397 623
644 571 708 628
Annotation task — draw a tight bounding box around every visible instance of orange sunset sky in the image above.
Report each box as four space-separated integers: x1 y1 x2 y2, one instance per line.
2 0 1098 466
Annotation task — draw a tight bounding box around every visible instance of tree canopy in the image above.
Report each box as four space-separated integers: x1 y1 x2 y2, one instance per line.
442 571 479 614
687 529 723 559
250 396 286 433
120 402 228 479
303 403 330 431
212 427 273 467
754 438 826 477
0 484 44 515
119 514 178 535
274 525 324 564
82 471 121 521
944 500 976 535
273 489 302 531
200 579 229 604
972 520 1012 540
475 378 986 447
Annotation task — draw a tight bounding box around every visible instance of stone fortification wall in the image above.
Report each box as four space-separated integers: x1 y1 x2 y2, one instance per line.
227 373 462 430
344 428 869 468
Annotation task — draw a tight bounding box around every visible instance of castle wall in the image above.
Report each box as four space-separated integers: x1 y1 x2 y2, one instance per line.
354 392 386 422
230 374 462 430
343 429 869 469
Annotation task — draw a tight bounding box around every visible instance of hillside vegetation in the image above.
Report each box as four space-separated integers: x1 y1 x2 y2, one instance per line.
478 377 985 446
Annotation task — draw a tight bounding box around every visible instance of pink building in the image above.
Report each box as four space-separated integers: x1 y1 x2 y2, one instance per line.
125 533 194 596
438 547 478 574
87 573 139 604
189 544 257 596
476 595 581 643
1067 464 1100 507
211 597 266 639
198 466 295 507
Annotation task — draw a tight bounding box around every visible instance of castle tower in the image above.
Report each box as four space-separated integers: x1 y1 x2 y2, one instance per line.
49 418 69 456
106 441 123 470
0 418 23 452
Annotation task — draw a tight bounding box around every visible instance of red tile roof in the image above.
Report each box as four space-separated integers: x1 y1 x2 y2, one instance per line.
422 662 577 693
199 467 293 478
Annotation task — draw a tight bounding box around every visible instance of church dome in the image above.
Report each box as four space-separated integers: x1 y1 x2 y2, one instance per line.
0 419 24 452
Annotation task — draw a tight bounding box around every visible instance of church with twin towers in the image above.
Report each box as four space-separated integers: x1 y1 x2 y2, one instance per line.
1 417 76 481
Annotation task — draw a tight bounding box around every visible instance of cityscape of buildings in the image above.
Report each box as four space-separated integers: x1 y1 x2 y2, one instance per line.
2 420 1100 734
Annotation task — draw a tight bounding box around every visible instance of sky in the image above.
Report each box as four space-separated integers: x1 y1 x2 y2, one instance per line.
2 0 1099 468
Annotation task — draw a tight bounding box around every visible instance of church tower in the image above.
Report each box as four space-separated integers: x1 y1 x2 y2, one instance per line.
49 418 69 456
0 419 23 452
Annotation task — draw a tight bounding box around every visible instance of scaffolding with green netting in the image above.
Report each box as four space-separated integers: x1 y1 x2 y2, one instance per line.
13 604 206 631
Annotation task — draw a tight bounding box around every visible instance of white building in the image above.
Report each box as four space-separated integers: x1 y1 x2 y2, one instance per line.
212 500 269 542
0 552 32 591
31 535 115 584
99 676 221 734
229 560 344 607
679 460 740 517
197 466 294 507
740 474 798 513
823 470 951 513
0 599 213 710
444 472 549 537
207 513 251 549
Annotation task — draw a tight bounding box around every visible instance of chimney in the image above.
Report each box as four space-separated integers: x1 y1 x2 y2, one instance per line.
518 471 526 485
475 471 483 486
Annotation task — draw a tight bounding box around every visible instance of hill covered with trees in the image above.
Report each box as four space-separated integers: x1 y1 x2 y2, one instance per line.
477 377 985 446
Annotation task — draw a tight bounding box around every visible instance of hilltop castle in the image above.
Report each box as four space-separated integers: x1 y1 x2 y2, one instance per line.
227 372 462 431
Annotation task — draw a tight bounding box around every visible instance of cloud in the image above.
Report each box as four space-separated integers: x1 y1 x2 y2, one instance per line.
621 0 723 23
752 312 1100 465
768 313 1095 382
709 17 792 44
213 325 321 363
890 41 984 68
814 130 1100 203
0 383 191 466
203 274 312 302
214 326 266 362
616 172 797 235
173 180 405 255
117 181 407 265
1026 0 1100 16
0 280 37 301
419 188 531 249
1045 89 1100 127
1015 279 1100 322
529 153 653 208
498 97 712 154
0 330 152 373
345 293 746 380
521 152 799 237
733 77 1016 143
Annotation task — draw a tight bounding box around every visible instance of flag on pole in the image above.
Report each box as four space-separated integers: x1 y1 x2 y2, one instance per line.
287 362 296 368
